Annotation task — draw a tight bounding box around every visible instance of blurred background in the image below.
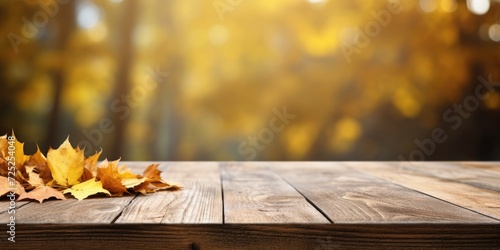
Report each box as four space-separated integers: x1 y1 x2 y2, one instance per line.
1 0 499 161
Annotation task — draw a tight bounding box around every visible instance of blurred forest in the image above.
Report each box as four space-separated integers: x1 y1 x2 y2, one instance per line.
1 0 500 161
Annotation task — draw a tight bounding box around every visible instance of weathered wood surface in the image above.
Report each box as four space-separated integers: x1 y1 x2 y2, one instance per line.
392 161 500 192
0 200 30 214
6 224 500 250
116 162 223 223
0 161 499 249
272 162 496 223
0 195 135 223
222 162 329 223
345 162 500 220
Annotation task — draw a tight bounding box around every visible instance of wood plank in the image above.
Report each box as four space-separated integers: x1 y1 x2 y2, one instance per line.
271 162 496 223
0 195 136 223
346 162 500 221
395 161 500 192
222 162 329 223
459 161 500 175
3 224 500 249
0 200 30 214
115 162 223 223
0 161 159 223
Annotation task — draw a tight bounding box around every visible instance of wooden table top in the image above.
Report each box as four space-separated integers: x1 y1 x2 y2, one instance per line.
1 162 499 249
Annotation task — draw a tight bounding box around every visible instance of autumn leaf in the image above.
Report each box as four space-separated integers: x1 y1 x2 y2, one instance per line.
25 166 44 187
47 137 85 187
0 176 25 197
13 131 29 167
121 177 146 189
133 181 157 195
63 177 110 201
79 168 93 183
18 185 66 203
84 149 102 176
118 164 140 179
27 146 47 165
134 181 181 195
27 146 52 184
133 164 181 194
1 132 181 201
143 164 163 182
117 164 145 188
16 166 65 203
0 162 6 178
96 160 128 196
8 132 30 183
0 134 7 160
0 136 7 177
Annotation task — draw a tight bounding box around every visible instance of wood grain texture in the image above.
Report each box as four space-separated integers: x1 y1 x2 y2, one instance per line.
222 162 329 223
115 162 223 223
460 162 500 175
0 195 135 223
2 224 499 249
271 162 496 223
1 161 499 249
395 161 500 192
346 162 500 221
0 200 30 214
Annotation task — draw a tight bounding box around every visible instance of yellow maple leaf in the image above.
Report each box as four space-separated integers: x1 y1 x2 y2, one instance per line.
0 134 7 160
1 133 181 201
13 132 29 167
63 177 110 201
47 138 85 187
121 177 146 188
118 164 140 179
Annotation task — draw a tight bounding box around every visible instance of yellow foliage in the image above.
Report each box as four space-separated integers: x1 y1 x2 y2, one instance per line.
47 138 85 187
63 178 110 201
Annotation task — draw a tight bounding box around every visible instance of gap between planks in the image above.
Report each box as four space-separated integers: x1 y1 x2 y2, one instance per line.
344 162 500 221
116 162 223 223
221 162 330 223
269 162 497 224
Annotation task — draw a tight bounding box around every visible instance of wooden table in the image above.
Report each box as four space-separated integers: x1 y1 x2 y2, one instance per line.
1 162 499 249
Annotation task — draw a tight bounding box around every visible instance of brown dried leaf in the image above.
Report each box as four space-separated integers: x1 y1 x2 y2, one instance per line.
133 164 182 194
84 149 102 176
0 176 25 197
142 164 163 182
25 166 44 187
96 160 128 196
133 181 157 195
27 147 53 184
133 180 181 194
13 133 29 166
17 185 66 203
0 134 7 160
79 168 94 183
0 161 7 178
1 133 181 201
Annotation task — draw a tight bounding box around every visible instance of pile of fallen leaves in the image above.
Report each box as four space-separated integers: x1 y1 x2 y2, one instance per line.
0 133 180 203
